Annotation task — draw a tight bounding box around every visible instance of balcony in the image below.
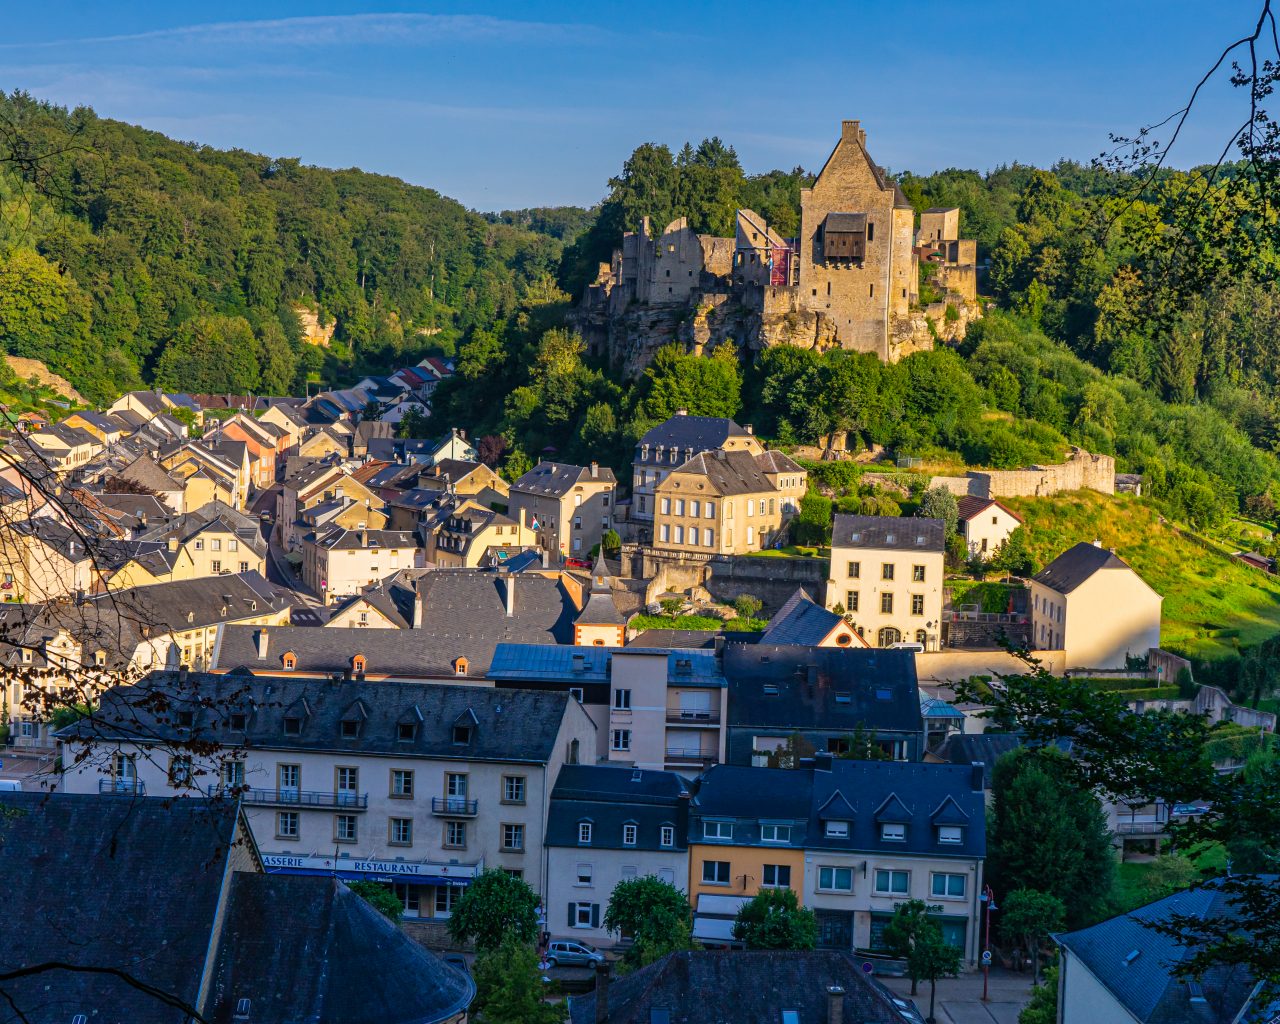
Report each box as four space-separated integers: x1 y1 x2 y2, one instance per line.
664 747 719 766
431 797 479 817
100 778 146 795
665 708 720 726
206 785 368 810
1115 820 1167 835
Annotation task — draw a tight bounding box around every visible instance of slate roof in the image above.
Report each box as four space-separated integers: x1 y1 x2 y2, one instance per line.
568 951 921 1024
935 732 1074 789
577 552 625 625
1032 541 1135 595
313 527 417 551
367 437 437 462
488 644 727 688
1055 885 1261 1024
137 499 267 557
638 413 754 451
690 759 985 859
665 448 802 496
513 460 616 497
70 672 577 764
759 588 848 646
103 570 290 637
547 764 690 851
825 211 869 233
209 873 472 1024
831 514 946 552
91 491 171 527
956 494 1023 524
214 570 576 676
724 644 921 733
0 792 244 1023
327 584 412 628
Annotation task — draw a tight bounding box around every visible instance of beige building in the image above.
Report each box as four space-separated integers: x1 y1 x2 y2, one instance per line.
128 500 268 581
632 412 763 524
0 518 97 602
425 500 534 569
653 449 806 555
795 120 917 359
509 461 616 562
956 496 1023 558
302 527 422 604
826 515 946 649
281 463 381 553
1029 541 1162 670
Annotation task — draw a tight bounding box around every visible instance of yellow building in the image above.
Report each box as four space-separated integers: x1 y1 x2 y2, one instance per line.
426 500 535 569
687 841 808 905
654 449 807 555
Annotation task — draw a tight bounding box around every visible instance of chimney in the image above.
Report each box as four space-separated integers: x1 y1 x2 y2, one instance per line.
745 424 754 435
168 537 178 553
503 575 515 617
594 963 611 1024
971 761 986 792
826 985 845 1024
675 408 688 417
360 530 368 547
813 751 834 773
256 628 269 661
1092 538 1102 548
590 461 599 479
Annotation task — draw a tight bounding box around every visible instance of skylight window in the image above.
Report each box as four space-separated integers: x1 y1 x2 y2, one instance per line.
835 691 851 704
875 687 893 701
763 684 780 696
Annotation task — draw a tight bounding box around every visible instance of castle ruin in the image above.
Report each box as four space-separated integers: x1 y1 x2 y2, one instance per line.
577 120 980 375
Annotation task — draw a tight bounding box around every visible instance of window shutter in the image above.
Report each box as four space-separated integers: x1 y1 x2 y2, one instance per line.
568 903 575 927
591 903 601 928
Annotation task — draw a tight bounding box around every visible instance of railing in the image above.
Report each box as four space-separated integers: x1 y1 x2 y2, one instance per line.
431 797 479 817
665 709 720 725
100 778 146 795
664 747 719 764
206 785 368 810
1115 820 1166 835
943 610 1028 624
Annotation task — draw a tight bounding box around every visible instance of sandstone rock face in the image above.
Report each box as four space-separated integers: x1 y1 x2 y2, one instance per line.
5 357 85 403
293 304 336 347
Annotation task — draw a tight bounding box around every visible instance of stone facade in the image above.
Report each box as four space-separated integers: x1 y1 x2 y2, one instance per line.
931 447 1116 500
577 119 981 374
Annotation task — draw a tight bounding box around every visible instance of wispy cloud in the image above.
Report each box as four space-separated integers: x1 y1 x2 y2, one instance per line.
1 12 608 51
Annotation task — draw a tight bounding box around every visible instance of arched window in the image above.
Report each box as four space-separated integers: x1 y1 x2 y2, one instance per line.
282 651 297 671
454 657 469 676
877 626 901 648
352 654 367 675
915 629 927 646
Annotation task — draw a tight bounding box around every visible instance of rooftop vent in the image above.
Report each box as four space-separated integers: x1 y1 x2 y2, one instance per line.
1123 949 1141 965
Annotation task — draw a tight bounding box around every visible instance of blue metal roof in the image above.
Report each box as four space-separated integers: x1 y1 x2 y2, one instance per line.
919 694 967 719
486 643 727 687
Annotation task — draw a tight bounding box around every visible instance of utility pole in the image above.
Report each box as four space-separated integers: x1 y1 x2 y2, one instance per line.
980 884 998 1002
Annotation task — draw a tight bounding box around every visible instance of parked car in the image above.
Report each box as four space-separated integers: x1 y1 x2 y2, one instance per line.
545 939 605 968
0 780 22 792
887 641 925 653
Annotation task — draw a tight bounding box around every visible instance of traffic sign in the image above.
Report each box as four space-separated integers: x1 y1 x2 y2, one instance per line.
982 950 992 965
861 961 873 974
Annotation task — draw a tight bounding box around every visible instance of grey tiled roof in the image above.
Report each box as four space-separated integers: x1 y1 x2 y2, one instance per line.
1055 884 1260 1024
210 873 473 1022
0 792 242 1022
1032 541 1132 595
724 644 921 732
638 413 753 451
512 460 616 497
569 951 920 1024
70 671 576 763
759 588 846 646
664 448 796 496
831 514 946 552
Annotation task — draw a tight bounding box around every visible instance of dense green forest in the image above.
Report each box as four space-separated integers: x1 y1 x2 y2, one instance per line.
0 91 567 402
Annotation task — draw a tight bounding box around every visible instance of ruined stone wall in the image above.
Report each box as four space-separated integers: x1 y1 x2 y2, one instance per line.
968 448 1116 498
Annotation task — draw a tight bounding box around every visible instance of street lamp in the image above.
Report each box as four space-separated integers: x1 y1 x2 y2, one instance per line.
979 885 998 1002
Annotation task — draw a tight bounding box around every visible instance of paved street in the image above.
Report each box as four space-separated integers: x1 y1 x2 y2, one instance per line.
0 750 59 791
880 967 1034 1024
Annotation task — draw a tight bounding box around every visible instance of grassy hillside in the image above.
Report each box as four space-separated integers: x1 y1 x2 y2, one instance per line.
1005 491 1280 661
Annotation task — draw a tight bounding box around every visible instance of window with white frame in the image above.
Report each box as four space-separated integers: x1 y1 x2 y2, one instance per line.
702 860 730 885
881 822 906 842
931 872 966 899
276 811 299 838
762 864 791 888
824 820 849 838
818 866 854 892
335 814 357 842
390 818 412 845
874 869 909 895
660 825 675 848
703 820 733 841
578 822 593 845
937 825 963 845
613 689 632 711
576 863 592 885
611 729 631 752
623 823 638 846
572 902 597 928
760 824 791 844
502 823 525 851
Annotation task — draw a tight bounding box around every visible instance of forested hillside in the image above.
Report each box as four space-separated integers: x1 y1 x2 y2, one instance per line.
0 91 565 402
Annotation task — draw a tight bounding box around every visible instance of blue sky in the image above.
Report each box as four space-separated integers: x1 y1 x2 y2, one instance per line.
0 2 1256 211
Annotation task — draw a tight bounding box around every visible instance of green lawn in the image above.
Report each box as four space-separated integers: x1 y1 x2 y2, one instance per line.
1006 491 1280 661
1110 845 1226 914
628 614 765 632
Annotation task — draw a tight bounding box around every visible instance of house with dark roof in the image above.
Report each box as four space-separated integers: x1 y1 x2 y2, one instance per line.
956 494 1023 557
58 671 596 918
760 588 866 649
125 499 268 583
0 515 97 602
509 460 617 563
653 447 807 555
569 950 923 1024
1055 884 1270 1024
0 791 472 1023
686 759 986 958
1030 541 1162 669
366 428 477 468
546 764 691 945
301 526 422 604
631 411 764 524
827 514 946 649
723 644 924 766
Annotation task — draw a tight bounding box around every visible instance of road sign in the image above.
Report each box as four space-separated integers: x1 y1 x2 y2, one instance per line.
982 950 993 965
861 961 873 974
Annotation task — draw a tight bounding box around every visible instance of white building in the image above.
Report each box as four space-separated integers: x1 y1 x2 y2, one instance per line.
956 496 1022 558
58 671 596 920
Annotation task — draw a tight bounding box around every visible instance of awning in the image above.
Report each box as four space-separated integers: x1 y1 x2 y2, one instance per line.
692 916 737 942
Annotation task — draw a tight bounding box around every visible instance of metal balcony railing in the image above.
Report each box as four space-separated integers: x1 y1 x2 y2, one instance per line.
1115 820 1167 835
100 778 145 795
665 709 719 725
206 785 368 810
664 748 719 764
431 797 479 817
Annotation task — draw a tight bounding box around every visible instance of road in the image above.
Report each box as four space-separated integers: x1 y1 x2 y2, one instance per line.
879 966 1033 1024
253 484 325 621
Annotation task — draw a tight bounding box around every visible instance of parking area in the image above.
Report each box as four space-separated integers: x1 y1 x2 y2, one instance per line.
878 967 1033 1024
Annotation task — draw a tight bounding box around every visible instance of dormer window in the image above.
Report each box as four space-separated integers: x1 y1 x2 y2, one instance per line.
881 822 906 842
825 820 850 838
229 713 247 731
937 825 963 845
578 821 593 845
341 719 359 739
284 716 302 736
453 724 472 744
186 611 194 623
397 722 416 742
282 652 297 671
454 657 469 677
352 654 367 675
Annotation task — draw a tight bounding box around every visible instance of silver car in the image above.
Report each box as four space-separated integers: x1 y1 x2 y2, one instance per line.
545 939 605 967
